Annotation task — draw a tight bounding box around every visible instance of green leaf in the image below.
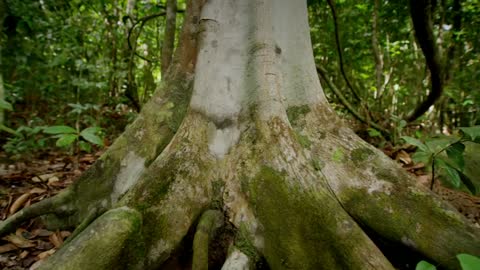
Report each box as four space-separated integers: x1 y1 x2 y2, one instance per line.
80 127 104 146
457 254 480 270
79 141 92 152
425 136 457 153
460 126 480 141
56 134 78 147
458 171 477 195
436 158 461 188
367 128 382 137
416 260 436 270
446 142 465 171
44 125 77 134
401 136 429 152
0 124 17 135
0 99 13 111
412 151 432 165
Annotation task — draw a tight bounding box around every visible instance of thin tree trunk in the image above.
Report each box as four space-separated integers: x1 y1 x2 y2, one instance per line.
0 1 478 270
161 0 177 76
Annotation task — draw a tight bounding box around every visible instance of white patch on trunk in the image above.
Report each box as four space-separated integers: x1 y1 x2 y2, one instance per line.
208 124 241 159
221 248 250 270
112 151 145 202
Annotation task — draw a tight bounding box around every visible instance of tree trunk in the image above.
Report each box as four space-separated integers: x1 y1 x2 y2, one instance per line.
161 0 177 76
1 1 478 269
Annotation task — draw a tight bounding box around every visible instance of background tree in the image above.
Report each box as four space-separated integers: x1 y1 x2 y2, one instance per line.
1 1 478 269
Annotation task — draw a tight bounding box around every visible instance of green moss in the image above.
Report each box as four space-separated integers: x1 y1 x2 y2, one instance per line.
311 158 324 171
350 147 375 165
286 105 311 125
246 166 356 269
234 223 259 261
294 131 312 149
332 148 345 163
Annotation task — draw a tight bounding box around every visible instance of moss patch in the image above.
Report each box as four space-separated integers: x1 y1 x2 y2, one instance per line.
350 147 375 165
246 166 360 269
286 105 311 125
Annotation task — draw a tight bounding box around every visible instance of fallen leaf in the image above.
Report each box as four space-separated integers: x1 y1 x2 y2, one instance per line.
60 231 71 239
49 232 63 248
29 259 44 270
37 249 55 260
9 193 31 215
19 250 29 259
0 243 18 253
29 188 47 194
47 176 60 185
396 150 412 165
31 229 53 238
35 240 53 250
3 234 35 248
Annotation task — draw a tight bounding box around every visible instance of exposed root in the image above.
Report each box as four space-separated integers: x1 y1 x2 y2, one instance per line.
37 207 142 270
192 210 224 270
221 247 251 270
63 206 107 245
0 189 74 236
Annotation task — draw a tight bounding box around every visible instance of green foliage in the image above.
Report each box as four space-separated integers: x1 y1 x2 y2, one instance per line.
416 254 480 270
402 125 480 194
0 99 13 111
3 126 48 156
457 254 480 270
416 260 436 270
43 125 104 151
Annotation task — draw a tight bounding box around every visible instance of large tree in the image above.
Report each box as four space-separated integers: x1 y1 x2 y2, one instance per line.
1 0 479 269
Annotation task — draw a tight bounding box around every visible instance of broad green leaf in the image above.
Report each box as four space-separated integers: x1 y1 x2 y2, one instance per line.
436 158 461 188
457 254 480 270
425 137 457 153
412 151 432 165
0 99 13 111
416 260 436 270
401 136 429 152
80 127 104 146
458 171 477 195
56 134 78 147
44 125 77 134
446 142 465 171
367 128 382 137
460 126 480 141
0 124 17 135
79 141 92 153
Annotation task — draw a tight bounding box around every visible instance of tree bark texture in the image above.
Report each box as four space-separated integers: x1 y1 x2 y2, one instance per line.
0 1 478 269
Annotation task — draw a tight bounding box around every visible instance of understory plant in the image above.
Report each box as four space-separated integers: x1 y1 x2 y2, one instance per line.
402 126 480 194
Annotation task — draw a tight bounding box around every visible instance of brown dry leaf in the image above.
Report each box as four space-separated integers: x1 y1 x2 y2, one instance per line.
396 150 412 165
0 243 18 253
31 229 53 238
29 259 44 270
37 249 55 260
19 250 29 259
47 176 60 186
59 231 71 239
9 193 31 215
29 188 47 194
3 234 36 248
35 240 54 250
31 173 57 183
49 232 63 249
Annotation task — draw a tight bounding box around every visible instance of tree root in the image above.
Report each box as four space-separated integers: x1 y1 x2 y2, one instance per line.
192 210 224 270
0 189 73 236
221 247 251 270
37 207 142 270
63 206 107 246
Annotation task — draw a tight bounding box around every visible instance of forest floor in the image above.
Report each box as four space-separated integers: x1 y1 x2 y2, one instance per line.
0 145 478 270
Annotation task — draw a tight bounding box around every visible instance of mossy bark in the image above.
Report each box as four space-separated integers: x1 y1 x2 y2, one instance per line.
1 1 479 270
